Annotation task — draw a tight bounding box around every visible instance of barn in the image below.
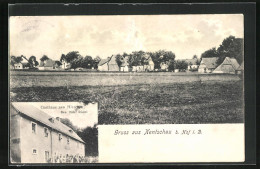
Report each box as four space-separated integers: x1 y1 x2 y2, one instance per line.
213 57 240 74
108 55 119 71
98 58 110 71
198 57 218 73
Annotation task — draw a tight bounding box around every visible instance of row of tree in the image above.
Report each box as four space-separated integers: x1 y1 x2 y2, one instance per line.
115 50 177 71
201 35 243 65
10 55 39 68
60 51 101 69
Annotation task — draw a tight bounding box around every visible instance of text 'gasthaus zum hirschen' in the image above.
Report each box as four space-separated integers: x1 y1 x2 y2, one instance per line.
114 129 202 135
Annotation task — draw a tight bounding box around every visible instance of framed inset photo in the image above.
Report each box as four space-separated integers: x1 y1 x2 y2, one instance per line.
8 3 256 166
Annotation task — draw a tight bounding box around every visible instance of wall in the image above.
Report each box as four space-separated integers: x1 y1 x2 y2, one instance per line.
98 64 108 71
10 106 21 163
20 117 51 163
19 117 85 163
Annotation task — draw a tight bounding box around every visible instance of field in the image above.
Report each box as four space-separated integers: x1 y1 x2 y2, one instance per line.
10 71 244 124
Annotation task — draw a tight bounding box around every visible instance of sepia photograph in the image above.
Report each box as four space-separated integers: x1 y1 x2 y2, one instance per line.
9 102 98 163
9 14 244 125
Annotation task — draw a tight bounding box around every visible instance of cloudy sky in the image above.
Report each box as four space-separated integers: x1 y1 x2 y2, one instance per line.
9 14 243 61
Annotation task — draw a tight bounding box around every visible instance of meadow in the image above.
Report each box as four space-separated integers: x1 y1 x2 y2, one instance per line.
10 71 244 124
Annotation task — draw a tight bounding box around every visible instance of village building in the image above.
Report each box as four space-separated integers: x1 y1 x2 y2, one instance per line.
143 56 155 72
160 62 168 71
185 58 199 71
132 65 144 72
120 56 129 72
61 59 71 70
236 61 244 74
97 57 110 71
213 57 240 74
98 55 119 71
39 59 55 70
198 57 218 73
10 102 85 163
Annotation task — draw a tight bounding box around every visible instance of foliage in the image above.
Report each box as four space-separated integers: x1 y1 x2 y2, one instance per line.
149 50 175 69
64 51 81 63
175 60 188 71
217 36 243 65
93 56 101 69
201 36 244 65
77 125 98 156
28 56 39 68
60 118 98 156
40 55 49 62
115 54 124 67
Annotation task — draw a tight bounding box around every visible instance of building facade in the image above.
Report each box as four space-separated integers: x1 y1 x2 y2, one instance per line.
10 103 85 163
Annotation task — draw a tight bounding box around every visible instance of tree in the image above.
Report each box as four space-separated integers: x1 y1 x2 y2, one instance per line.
65 51 81 63
60 118 78 132
40 55 49 62
77 124 98 156
149 50 175 69
175 60 188 71
28 56 39 68
93 56 101 69
60 54 66 62
217 36 243 64
193 55 198 59
115 54 124 68
201 47 219 59
82 55 93 69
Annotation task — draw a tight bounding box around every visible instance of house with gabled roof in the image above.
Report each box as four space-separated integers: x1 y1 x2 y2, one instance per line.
213 57 241 74
10 102 85 163
98 55 119 71
120 56 129 72
198 57 218 73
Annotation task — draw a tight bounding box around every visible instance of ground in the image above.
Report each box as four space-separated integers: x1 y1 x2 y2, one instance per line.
10 72 244 124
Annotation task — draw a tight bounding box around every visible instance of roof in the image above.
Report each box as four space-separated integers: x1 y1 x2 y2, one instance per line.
200 57 218 69
39 59 55 67
11 102 85 143
214 57 240 72
98 57 111 66
185 58 198 65
108 55 118 65
238 61 244 70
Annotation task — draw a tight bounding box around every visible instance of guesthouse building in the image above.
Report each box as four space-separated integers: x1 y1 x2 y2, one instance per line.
10 102 85 163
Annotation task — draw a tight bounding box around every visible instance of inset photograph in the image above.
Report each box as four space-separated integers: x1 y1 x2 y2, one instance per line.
10 102 98 163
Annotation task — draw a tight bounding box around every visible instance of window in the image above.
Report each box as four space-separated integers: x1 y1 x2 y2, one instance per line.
58 133 62 141
44 128 48 137
32 149 37 154
32 122 36 134
67 137 70 145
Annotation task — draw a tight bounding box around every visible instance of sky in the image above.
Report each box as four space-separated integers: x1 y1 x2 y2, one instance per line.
31 102 98 129
9 14 243 61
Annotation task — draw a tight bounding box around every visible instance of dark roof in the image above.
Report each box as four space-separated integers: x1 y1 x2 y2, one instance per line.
39 59 55 67
200 57 218 69
98 57 111 66
11 102 85 144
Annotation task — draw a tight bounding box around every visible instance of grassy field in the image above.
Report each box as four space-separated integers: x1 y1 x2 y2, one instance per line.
10 72 244 124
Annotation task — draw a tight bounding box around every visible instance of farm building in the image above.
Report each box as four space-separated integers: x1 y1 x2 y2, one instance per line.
132 65 144 72
120 56 129 72
185 58 199 71
198 57 218 73
61 60 71 70
143 56 155 71
10 102 85 163
213 57 240 74
108 55 119 71
98 55 119 71
39 59 55 70
98 57 110 71
236 61 244 74
160 62 168 71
